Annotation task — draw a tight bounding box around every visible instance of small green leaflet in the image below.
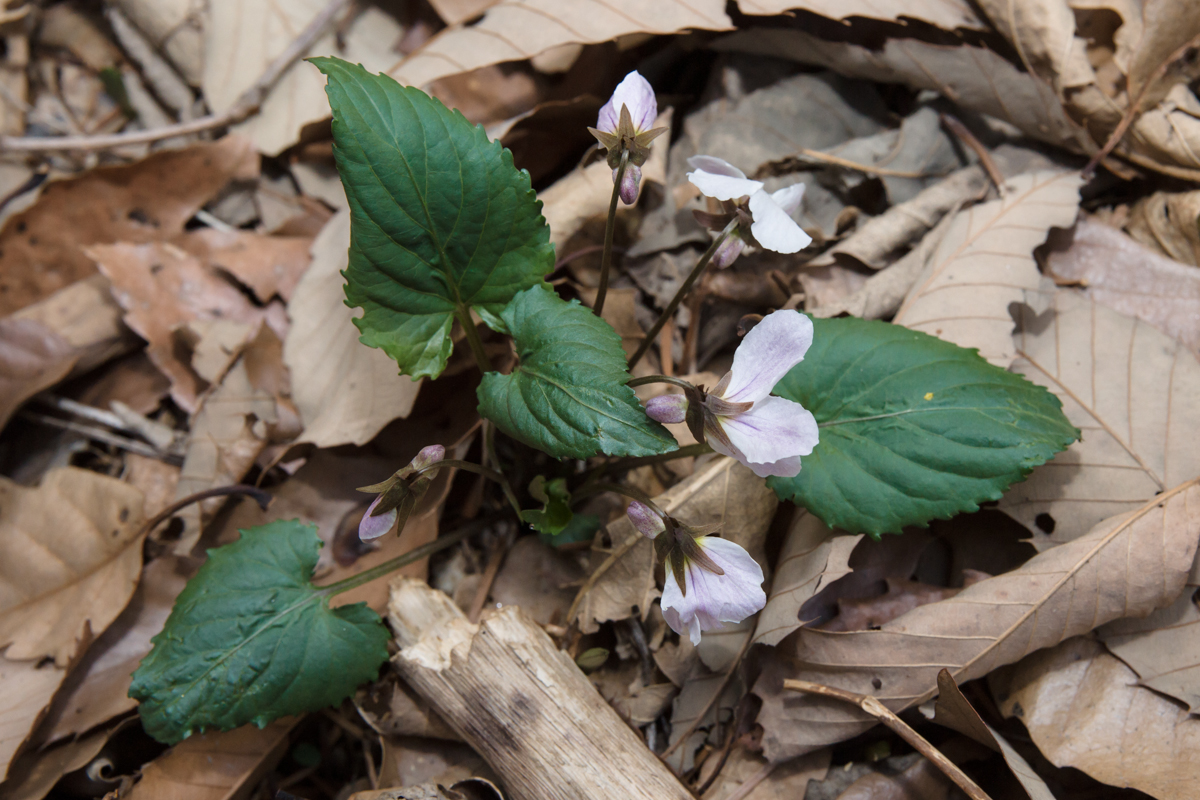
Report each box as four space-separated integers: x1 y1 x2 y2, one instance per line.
478 287 677 459
313 57 554 380
769 317 1079 536
520 476 574 535
129 520 390 744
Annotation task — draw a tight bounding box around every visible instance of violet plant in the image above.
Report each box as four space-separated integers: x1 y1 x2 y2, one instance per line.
128 61 1080 745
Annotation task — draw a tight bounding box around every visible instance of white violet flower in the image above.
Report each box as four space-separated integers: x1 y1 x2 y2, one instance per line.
589 71 667 205
645 310 819 478
357 444 445 540
686 155 811 266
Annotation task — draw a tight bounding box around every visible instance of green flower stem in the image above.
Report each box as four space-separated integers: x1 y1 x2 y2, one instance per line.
594 443 711 476
416 458 521 517
626 374 696 391
318 514 498 597
628 218 738 370
456 307 492 375
592 148 630 318
572 480 667 520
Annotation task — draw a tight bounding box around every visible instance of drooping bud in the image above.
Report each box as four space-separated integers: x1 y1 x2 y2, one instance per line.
359 494 399 541
645 394 688 424
626 500 666 538
409 444 445 474
616 163 642 205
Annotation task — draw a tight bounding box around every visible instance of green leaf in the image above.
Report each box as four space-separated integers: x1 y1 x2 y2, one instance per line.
129 520 390 744
769 317 1079 536
478 287 677 459
520 476 574 535
313 57 554 380
539 512 601 547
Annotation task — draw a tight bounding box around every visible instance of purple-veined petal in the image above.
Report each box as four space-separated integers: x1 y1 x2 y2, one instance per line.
359 495 398 540
712 235 746 268
686 155 747 179
660 537 766 645
722 310 814 404
718 395 818 477
616 163 642 205
645 393 687 424
688 169 763 202
770 182 806 216
749 189 811 254
597 70 657 133
626 500 665 538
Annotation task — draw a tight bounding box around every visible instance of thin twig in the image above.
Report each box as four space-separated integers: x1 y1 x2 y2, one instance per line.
661 630 755 761
468 538 509 623
1084 32 1200 177
784 679 994 800
139 484 273 539
0 0 353 152
759 148 943 179
940 113 1006 197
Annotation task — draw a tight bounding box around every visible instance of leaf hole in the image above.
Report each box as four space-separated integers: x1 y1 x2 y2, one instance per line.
1034 513 1056 534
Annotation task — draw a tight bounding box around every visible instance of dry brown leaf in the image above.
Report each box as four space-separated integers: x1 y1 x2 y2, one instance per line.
1126 189 1200 266
575 457 776 634
0 137 258 316
0 318 77 430
892 171 1082 367
204 2 402 155
284 209 423 447
835 757 955 800
699 747 830 800
427 0 501 26
665 670 741 772
123 717 300 800
170 326 283 554
1098 548 1200 713
993 637 1200 800
737 0 985 29
179 228 313 303
716 29 1087 153
754 480 1200 761
11 275 136 377
754 511 860 647
1046 219 1200 354
0 657 68 781
389 2 731 89
490 536 583 626
932 670 1056 800
112 0 204 86
87 240 265 414
0 720 121 800
1003 290 1200 544
0 468 146 665
823 578 962 632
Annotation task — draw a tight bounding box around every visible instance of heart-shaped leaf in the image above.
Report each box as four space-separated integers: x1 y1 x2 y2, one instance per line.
129 519 389 744
478 287 676 459
314 57 554 379
769 316 1078 535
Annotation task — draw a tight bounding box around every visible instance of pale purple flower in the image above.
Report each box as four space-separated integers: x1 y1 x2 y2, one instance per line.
358 444 446 541
661 536 766 645
596 71 657 134
686 155 811 266
626 500 665 538
645 394 687 424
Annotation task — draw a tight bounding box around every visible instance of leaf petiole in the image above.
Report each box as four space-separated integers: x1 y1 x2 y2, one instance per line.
592 148 629 318
414 458 522 517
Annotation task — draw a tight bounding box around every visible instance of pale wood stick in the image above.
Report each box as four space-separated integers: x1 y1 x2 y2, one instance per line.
0 0 353 152
784 679 993 800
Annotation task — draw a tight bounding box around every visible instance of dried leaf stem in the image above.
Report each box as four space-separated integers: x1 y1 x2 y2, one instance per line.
593 148 629 317
940 113 1006 197
629 219 737 369
0 0 354 152
139 484 273 539
784 679 994 800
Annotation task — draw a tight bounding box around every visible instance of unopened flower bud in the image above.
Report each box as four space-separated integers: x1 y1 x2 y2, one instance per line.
627 500 666 538
645 394 687 425
616 163 641 205
359 494 398 541
411 444 445 473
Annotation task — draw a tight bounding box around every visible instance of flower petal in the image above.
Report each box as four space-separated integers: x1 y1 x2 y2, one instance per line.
359 495 397 541
722 310 814 404
749 189 812 254
713 235 746 268
645 393 687 424
626 500 665 538
719 395 818 477
687 157 762 201
660 538 766 645
770 182 806 216
597 70 657 133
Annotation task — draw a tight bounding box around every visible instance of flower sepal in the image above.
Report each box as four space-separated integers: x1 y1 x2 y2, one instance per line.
356 445 446 540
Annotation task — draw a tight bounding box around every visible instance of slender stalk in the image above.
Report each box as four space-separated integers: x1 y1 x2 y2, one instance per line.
456 307 492 375
628 219 738 369
593 149 630 317
784 679 994 800
572 480 666 519
626 374 695 391
139 484 272 538
417 458 521 517
318 515 495 597
594 443 710 477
